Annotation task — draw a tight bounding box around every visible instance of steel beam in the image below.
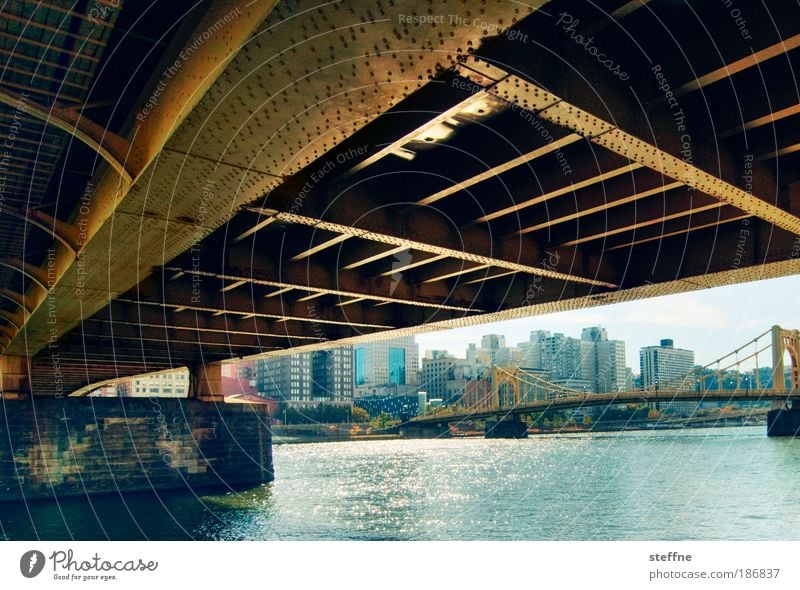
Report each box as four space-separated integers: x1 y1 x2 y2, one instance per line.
0 89 136 183
247 209 617 288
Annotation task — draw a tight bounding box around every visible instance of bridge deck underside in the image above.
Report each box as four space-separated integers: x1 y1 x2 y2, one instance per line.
0 1 798 395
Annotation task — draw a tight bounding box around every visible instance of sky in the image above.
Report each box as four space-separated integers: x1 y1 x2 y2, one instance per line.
415 274 800 373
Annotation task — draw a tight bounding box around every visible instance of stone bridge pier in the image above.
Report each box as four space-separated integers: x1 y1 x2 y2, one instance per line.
0 358 274 502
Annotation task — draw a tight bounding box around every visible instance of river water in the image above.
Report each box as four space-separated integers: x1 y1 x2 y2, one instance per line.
2 426 799 540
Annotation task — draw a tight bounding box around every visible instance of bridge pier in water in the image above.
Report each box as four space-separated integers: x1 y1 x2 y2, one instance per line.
399 421 452 439
485 416 528 439
767 403 800 437
0 361 273 502
766 326 800 437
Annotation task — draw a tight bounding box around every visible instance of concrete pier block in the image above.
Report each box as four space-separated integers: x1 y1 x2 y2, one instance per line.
399 421 452 439
0 397 273 502
767 406 800 437
485 417 528 438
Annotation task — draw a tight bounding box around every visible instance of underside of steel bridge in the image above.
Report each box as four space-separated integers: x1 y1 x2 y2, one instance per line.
1 0 799 397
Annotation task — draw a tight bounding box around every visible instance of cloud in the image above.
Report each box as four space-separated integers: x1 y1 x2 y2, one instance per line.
619 295 731 328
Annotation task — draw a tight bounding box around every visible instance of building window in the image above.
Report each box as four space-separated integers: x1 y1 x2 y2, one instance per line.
388 347 406 385
355 348 366 385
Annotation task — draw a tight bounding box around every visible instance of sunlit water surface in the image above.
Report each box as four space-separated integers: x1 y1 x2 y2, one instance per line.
2 427 798 540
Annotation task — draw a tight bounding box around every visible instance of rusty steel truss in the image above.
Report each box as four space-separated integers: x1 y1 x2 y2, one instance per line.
0 0 798 396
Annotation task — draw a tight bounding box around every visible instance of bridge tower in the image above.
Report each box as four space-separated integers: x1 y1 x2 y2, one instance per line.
771 325 800 392
492 366 521 407
767 325 800 436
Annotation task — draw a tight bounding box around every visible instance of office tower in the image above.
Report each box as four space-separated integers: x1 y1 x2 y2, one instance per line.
353 336 419 397
257 348 353 403
582 326 627 393
640 339 696 414
525 331 592 390
640 339 695 390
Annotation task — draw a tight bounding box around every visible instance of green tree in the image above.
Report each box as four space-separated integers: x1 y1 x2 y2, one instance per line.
370 411 390 430
350 407 369 423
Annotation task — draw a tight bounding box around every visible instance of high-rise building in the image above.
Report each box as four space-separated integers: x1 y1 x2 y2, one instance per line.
481 334 506 351
257 353 312 401
640 339 695 390
479 333 507 365
312 348 354 402
640 339 695 414
525 331 592 390
353 336 418 397
524 330 550 369
582 326 627 393
466 343 478 374
257 348 353 403
420 353 471 404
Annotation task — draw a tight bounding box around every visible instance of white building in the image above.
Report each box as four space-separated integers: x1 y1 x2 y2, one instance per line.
582 326 628 393
117 369 189 397
640 339 695 390
640 339 696 414
525 331 592 390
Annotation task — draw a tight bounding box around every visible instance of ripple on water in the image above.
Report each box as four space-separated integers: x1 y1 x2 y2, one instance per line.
0 427 798 540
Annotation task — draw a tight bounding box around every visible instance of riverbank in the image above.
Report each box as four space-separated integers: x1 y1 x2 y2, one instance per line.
273 433 400 444
273 417 765 443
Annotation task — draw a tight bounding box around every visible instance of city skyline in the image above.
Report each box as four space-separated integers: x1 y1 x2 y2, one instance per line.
416 275 798 371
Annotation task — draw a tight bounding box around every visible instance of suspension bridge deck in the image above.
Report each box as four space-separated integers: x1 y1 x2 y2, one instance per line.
410 389 800 424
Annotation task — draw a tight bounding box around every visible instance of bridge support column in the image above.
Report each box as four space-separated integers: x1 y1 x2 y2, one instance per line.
0 397 273 501
767 406 800 437
0 355 30 399
189 362 225 402
485 416 528 439
399 421 452 439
